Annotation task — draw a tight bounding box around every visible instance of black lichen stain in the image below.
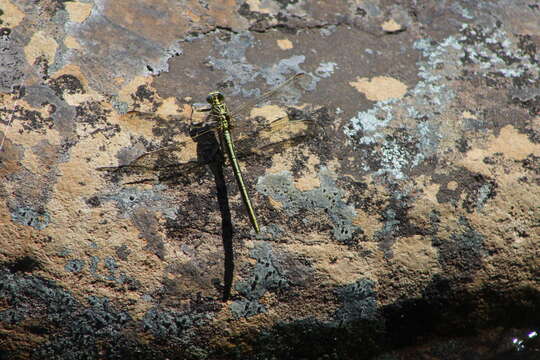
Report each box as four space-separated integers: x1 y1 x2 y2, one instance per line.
275 0 300 8
432 167 497 213
303 106 336 163
134 84 155 103
511 90 540 117
131 209 166 260
13 107 54 133
75 101 110 127
115 245 131 261
150 112 190 143
132 84 161 113
455 136 471 153
164 191 217 239
237 3 274 32
516 34 537 62
48 74 85 99
432 216 485 277
375 189 434 257
520 154 540 175
85 196 101 207
4 256 42 273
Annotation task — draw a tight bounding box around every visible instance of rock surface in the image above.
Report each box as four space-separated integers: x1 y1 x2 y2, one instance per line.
0 0 538 359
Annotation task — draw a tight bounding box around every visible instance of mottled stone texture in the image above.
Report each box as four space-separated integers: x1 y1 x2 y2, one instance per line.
0 0 538 359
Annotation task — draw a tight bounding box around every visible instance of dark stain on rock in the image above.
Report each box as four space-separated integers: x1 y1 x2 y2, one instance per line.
131 208 166 260
511 91 540 117
432 167 497 212
0 242 211 356
334 278 378 322
340 179 376 214
75 101 110 127
23 85 77 137
516 34 537 62
432 216 485 278
48 74 85 99
4 256 42 273
238 3 273 32
15 107 53 133
520 154 540 175
85 195 101 207
456 136 471 153
375 189 432 257
164 194 218 239
33 55 50 80
132 84 158 110
115 245 131 261
303 106 337 164
520 156 540 186
275 0 300 8
150 112 190 143
228 274 540 359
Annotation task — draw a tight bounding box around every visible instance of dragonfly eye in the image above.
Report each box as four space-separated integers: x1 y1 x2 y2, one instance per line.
207 92 224 104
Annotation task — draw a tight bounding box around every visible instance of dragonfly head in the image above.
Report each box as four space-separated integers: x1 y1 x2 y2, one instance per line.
206 91 224 105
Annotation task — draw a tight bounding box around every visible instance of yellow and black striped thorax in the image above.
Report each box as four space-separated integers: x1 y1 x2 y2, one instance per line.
206 91 232 130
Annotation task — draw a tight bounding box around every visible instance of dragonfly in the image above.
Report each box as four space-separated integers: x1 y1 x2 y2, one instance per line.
98 73 314 233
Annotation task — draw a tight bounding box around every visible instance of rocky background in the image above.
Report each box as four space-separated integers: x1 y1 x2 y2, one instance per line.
0 0 539 359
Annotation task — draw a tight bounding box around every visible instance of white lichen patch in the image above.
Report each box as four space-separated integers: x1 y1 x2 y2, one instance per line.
315 62 338 78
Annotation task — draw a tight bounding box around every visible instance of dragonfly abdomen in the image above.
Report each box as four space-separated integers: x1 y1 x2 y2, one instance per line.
207 90 260 233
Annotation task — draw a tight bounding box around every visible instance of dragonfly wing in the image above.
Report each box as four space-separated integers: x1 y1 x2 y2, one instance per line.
229 73 306 118
97 139 210 185
232 114 315 159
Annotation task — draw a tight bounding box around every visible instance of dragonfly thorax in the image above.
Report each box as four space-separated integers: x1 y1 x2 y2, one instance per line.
207 91 225 105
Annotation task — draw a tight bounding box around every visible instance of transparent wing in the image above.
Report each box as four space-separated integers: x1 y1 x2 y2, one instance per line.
229 73 305 118
97 140 208 185
97 111 216 185
230 113 315 160
97 114 315 184
97 74 313 184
